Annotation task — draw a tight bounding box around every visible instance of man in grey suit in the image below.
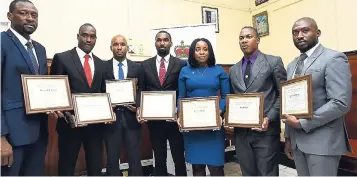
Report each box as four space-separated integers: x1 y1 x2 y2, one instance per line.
283 17 352 176
229 26 287 176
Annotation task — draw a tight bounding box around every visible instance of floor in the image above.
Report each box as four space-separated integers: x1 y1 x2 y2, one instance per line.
224 162 298 176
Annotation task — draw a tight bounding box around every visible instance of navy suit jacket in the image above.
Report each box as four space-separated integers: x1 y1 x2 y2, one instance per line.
1 30 48 146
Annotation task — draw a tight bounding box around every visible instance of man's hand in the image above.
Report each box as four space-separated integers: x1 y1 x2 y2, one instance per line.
284 138 294 160
136 107 147 124
1 136 13 167
281 114 301 129
123 104 137 112
252 117 269 132
46 111 64 119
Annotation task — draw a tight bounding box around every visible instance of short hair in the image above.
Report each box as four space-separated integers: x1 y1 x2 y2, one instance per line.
188 38 216 68
78 23 95 33
9 0 33 12
241 26 259 38
155 30 172 42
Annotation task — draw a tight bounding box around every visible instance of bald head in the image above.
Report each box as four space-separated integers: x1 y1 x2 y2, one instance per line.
110 34 128 61
292 17 321 53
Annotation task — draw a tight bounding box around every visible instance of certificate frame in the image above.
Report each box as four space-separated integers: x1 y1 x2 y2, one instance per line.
71 93 116 127
179 96 220 131
225 93 264 128
21 74 73 114
106 78 137 105
280 74 313 119
140 91 176 121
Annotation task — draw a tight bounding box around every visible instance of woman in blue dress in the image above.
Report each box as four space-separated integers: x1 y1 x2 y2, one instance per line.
177 38 230 176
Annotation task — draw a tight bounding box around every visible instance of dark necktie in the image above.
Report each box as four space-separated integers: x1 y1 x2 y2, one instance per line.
159 57 166 85
118 62 124 80
83 54 92 87
244 60 251 87
294 53 308 78
25 41 39 74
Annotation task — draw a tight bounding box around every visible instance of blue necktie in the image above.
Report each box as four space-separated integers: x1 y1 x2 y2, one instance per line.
118 62 124 79
26 41 39 74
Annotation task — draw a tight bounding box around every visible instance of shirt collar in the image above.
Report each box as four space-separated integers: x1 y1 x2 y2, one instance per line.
76 47 93 60
113 58 127 67
10 27 31 46
304 42 320 58
242 50 259 64
156 54 170 63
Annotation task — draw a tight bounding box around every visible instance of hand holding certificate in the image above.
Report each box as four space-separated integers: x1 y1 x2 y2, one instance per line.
21 75 73 114
139 91 176 121
280 74 313 119
179 96 220 131
225 93 264 128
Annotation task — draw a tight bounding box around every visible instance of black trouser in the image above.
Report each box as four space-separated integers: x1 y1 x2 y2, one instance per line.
147 121 187 176
57 119 104 176
104 111 143 176
192 164 224 176
235 132 280 176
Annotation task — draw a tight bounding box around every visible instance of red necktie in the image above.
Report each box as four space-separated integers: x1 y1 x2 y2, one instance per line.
84 54 93 87
159 57 166 85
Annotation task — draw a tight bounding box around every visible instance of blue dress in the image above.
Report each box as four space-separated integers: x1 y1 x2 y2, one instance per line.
178 65 230 166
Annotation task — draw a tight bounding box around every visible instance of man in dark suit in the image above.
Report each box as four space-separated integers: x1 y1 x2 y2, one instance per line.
50 23 106 176
229 26 287 176
138 31 187 176
1 0 58 175
103 34 144 176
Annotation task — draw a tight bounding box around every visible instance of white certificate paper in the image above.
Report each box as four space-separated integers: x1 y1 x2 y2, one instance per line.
228 97 260 124
142 94 174 118
27 78 70 109
182 99 217 128
75 95 113 122
106 80 135 104
282 80 308 114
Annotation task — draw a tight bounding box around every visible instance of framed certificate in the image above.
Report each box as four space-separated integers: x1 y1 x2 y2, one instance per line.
21 75 73 114
280 74 313 119
106 78 136 105
225 93 264 128
179 96 220 131
140 91 176 120
71 93 116 127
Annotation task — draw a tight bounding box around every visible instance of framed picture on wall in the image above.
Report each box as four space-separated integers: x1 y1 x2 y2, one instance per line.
252 11 269 37
201 6 219 33
255 0 269 6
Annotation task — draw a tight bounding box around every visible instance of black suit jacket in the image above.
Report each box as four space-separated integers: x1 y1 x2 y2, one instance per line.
50 48 107 128
104 59 144 129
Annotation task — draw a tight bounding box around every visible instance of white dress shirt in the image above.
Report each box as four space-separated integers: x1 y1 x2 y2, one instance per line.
112 58 128 79
156 54 170 76
303 41 321 64
10 27 38 64
76 47 95 78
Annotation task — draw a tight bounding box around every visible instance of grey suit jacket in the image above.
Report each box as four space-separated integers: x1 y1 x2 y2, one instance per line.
229 51 287 135
284 44 352 155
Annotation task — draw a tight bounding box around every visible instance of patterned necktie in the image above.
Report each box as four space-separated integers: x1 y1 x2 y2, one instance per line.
84 54 92 87
118 62 124 80
294 53 308 78
159 57 166 85
244 60 251 87
25 41 39 74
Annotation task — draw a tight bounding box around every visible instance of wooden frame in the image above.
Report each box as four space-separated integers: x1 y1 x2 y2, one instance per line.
252 11 269 37
71 93 115 127
280 74 313 119
140 91 176 121
21 74 73 114
225 93 264 128
255 0 269 6
179 96 220 131
105 78 137 105
201 6 219 33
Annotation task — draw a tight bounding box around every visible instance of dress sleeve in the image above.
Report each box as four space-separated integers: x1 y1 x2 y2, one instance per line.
219 66 230 112
177 67 187 112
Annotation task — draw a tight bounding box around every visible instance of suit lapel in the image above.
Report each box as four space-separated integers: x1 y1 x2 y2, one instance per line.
70 48 90 88
33 41 45 74
127 59 135 78
6 30 36 74
302 44 324 74
107 59 115 79
288 58 299 79
234 61 246 90
150 57 161 87
163 56 176 86
246 52 264 88
91 55 100 88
